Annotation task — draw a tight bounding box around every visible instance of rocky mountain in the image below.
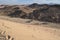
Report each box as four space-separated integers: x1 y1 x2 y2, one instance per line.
0 3 60 23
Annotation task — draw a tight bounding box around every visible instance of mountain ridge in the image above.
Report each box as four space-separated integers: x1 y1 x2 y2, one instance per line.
0 3 60 23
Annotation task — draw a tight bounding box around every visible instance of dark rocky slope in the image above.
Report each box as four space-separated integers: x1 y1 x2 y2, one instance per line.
0 4 60 23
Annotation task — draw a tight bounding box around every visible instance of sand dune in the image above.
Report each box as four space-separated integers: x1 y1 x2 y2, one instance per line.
0 18 60 40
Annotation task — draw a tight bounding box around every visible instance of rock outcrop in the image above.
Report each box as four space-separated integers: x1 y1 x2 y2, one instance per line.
0 4 60 23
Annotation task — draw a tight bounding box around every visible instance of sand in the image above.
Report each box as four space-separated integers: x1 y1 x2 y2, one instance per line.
0 18 60 40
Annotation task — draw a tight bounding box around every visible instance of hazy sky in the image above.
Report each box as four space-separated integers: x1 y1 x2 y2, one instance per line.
0 0 60 5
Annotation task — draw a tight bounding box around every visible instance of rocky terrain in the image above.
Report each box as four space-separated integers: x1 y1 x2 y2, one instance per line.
0 3 60 40
0 3 60 23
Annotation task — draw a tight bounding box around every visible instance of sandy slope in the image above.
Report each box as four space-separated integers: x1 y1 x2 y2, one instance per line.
0 19 60 40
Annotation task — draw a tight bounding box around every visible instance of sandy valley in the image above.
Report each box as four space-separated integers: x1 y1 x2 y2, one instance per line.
0 17 60 40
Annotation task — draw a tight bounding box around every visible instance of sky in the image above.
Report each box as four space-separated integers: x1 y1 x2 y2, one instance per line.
0 0 60 5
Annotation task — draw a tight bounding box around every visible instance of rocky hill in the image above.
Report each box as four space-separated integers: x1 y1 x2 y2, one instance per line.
0 3 60 23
